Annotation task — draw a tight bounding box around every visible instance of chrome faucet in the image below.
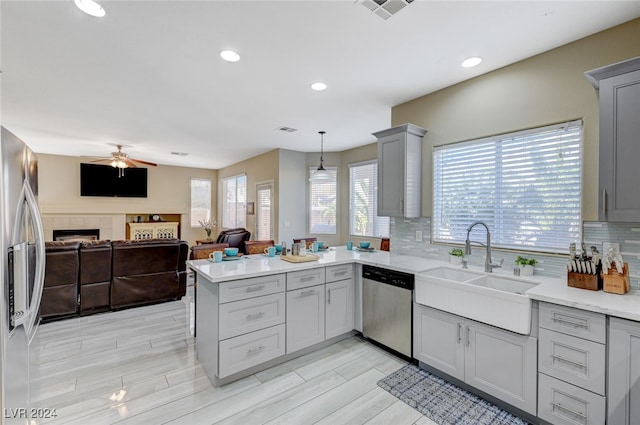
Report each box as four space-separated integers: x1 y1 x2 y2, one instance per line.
465 221 503 272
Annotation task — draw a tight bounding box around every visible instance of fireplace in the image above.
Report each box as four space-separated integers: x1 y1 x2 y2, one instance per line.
52 229 100 242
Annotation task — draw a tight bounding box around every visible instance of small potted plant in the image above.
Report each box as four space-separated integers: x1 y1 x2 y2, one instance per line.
515 255 537 276
449 248 465 265
198 219 216 241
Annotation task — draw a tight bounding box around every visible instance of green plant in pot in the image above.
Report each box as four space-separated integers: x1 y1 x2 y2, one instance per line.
449 248 465 265
515 255 537 276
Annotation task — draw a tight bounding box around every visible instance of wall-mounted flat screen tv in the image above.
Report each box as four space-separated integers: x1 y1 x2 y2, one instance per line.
80 163 148 197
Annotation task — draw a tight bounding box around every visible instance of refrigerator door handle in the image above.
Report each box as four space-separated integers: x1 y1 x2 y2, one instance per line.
13 180 46 342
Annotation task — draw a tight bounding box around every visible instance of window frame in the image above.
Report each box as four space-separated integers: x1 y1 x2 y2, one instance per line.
221 174 247 229
308 166 338 235
348 160 389 238
190 178 212 228
432 120 583 254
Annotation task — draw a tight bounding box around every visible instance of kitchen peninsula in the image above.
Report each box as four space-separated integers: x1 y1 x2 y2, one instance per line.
188 247 435 386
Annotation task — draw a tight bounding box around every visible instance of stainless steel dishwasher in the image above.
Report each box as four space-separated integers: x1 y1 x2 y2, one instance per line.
362 264 414 358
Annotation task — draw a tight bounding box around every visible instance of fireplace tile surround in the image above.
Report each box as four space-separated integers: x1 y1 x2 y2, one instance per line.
41 214 125 242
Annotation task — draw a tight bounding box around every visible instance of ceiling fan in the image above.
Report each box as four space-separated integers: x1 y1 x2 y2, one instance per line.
86 145 157 177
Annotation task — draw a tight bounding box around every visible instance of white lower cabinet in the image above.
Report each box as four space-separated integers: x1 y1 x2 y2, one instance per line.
538 302 606 425
219 324 286 377
413 304 537 415
286 285 326 353
608 316 640 425
325 279 354 339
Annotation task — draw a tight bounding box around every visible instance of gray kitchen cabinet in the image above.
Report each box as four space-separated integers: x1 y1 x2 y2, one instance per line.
374 123 427 218
537 302 606 425
585 57 640 222
325 278 354 340
608 316 640 425
286 284 325 353
413 304 537 415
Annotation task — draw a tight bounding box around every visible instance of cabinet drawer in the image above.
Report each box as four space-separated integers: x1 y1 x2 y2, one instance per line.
325 264 353 283
287 268 326 291
219 293 286 340
538 373 605 425
539 302 605 344
539 328 605 395
218 324 285 378
219 274 285 303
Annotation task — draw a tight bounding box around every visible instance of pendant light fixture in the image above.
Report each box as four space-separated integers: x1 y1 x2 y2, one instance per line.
309 131 333 182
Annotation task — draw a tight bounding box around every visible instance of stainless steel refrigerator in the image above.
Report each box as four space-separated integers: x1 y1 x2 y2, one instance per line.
1 127 46 424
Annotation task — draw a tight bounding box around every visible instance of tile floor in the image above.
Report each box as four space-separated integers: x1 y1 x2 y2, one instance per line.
30 287 438 425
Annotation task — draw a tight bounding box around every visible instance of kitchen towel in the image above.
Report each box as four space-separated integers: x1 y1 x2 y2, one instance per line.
378 364 529 425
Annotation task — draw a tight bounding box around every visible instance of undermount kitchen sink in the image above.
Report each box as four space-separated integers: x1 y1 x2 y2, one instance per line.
415 266 539 334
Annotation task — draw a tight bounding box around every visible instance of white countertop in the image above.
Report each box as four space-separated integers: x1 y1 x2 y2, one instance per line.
187 246 446 283
527 278 640 322
189 247 640 322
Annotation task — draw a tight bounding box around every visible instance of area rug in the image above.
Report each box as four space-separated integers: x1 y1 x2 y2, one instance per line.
377 364 529 425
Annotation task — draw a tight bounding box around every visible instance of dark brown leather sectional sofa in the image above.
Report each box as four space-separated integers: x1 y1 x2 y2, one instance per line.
41 238 189 322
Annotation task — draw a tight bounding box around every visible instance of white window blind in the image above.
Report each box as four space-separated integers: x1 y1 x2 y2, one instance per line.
349 161 389 238
309 166 337 234
256 182 273 240
222 174 247 229
433 120 582 254
190 178 212 227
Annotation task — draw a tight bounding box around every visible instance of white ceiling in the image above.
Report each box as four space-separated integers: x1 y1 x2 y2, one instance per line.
2 1 640 169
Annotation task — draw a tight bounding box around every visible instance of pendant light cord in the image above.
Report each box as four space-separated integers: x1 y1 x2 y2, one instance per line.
318 130 326 170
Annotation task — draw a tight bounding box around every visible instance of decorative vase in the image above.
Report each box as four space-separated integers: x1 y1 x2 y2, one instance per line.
450 255 463 265
520 265 534 276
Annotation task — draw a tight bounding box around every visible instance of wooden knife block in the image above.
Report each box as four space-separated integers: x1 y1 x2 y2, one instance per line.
603 262 630 295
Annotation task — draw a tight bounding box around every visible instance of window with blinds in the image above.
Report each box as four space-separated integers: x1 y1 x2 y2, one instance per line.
256 182 273 240
309 167 337 234
349 161 389 237
222 174 247 229
190 178 212 227
433 120 582 254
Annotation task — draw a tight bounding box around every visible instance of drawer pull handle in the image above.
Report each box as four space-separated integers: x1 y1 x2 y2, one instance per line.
466 326 471 347
246 285 265 293
551 401 587 420
300 276 316 282
457 323 462 344
327 289 331 304
552 317 589 329
246 312 265 321
551 354 586 369
300 289 315 297
247 345 265 356
334 271 347 276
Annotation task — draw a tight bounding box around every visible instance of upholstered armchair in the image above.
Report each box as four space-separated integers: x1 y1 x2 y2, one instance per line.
216 228 251 252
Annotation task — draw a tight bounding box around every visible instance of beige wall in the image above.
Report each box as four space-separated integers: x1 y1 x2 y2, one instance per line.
392 18 640 221
217 149 281 240
37 154 217 244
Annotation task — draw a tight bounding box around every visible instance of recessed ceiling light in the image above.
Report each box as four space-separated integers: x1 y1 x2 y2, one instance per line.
74 0 106 17
220 50 240 62
311 82 327 91
461 57 482 68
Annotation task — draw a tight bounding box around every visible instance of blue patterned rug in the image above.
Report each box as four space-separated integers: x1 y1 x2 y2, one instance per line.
377 364 529 425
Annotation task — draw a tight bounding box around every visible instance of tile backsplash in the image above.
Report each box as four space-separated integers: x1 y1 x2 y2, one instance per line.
390 217 639 290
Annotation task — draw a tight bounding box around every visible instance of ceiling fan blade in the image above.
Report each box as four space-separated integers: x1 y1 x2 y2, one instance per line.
122 158 138 168
129 158 158 167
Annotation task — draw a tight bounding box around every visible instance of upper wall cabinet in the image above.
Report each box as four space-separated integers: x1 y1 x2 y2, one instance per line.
585 57 640 222
374 123 427 218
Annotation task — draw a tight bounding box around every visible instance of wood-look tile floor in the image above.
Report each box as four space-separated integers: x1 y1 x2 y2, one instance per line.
29 288 438 425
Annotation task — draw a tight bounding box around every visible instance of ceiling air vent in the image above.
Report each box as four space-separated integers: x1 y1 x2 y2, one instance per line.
170 152 189 156
277 126 298 133
360 0 414 20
